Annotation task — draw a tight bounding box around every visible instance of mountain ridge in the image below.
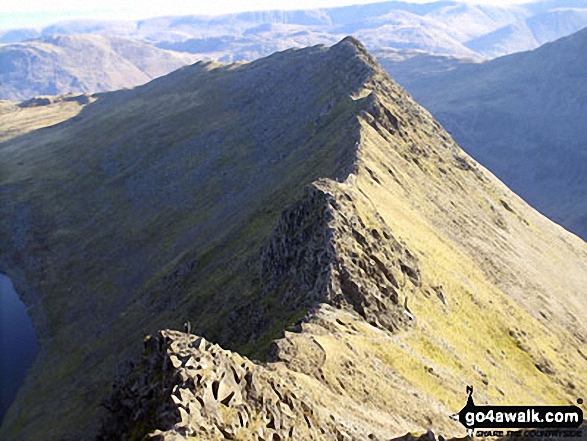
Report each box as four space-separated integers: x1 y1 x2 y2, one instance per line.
1 37 585 440
0 37 379 438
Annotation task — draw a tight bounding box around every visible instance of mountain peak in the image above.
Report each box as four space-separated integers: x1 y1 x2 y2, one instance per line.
329 35 384 76
334 35 369 53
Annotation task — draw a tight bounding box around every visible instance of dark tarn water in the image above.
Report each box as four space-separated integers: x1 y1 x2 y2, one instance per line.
0 274 39 426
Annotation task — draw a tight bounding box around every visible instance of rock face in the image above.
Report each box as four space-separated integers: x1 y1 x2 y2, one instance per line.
244 181 420 343
277 182 420 325
1 37 586 440
99 330 372 440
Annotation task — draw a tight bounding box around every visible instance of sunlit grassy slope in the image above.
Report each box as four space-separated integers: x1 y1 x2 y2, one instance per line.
0 37 585 439
0 96 92 142
258 49 587 437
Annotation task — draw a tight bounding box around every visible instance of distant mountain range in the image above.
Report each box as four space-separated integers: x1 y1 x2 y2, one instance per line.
2 0 587 101
1 33 481 101
2 0 587 60
403 26 587 239
0 34 198 101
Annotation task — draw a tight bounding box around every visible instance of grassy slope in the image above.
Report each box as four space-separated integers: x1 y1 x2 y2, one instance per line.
402 27 587 240
0 39 376 439
348 110 587 427
0 98 92 142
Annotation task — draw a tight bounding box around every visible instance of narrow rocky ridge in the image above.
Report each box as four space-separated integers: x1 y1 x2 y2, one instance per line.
3 37 586 440
224 37 429 349
96 39 440 440
257 180 421 336
99 330 375 440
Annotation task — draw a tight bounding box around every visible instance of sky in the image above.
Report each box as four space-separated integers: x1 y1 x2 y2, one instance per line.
1 0 531 30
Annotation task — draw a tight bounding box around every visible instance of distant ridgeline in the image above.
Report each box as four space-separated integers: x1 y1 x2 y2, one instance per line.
0 37 585 440
4 0 587 59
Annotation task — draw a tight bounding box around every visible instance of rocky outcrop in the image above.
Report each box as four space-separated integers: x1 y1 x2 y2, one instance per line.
260 184 336 311
17 94 92 108
255 179 421 337
99 330 373 441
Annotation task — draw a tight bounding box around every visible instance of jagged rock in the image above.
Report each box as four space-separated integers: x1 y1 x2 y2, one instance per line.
99 329 378 440
239 179 423 342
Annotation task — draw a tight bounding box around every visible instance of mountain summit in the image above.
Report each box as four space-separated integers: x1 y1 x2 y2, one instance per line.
1 37 585 440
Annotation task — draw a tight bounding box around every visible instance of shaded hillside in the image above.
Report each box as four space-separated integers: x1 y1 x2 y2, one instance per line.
373 47 481 90
404 26 587 239
0 34 198 101
1 38 586 440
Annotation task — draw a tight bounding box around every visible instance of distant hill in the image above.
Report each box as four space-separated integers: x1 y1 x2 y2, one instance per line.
403 26 587 240
466 6 587 56
1 38 585 440
2 0 587 59
3 0 587 101
0 34 198 101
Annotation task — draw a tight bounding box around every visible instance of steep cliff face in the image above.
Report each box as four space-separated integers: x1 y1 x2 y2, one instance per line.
238 181 421 345
1 37 586 440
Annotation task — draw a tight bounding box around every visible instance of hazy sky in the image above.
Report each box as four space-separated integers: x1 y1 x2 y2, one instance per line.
1 0 530 30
